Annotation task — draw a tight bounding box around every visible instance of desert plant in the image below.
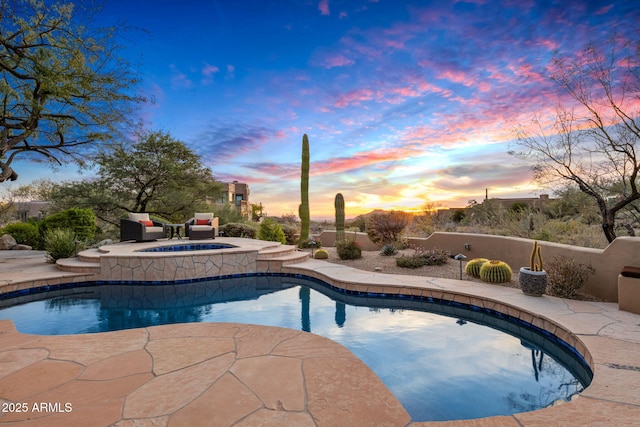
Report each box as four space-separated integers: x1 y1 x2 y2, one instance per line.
219 222 257 238
1 222 40 248
280 223 299 245
258 218 286 244
40 207 98 244
530 240 544 271
421 248 450 266
465 258 489 278
396 255 426 269
546 256 595 298
314 248 329 259
336 239 361 260
366 211 412 244
44 228 78 263
335 193 345 244
380 243 398 256
479 260 513 283
299 238 322 249
298 134 310 247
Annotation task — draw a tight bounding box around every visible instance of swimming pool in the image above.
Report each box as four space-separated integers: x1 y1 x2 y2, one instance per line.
0 274 591 422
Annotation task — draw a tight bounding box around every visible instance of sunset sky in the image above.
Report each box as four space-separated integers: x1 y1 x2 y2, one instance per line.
9 0 640 218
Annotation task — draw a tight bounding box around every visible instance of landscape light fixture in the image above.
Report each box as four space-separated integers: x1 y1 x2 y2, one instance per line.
464 243 471 250
308 239 317 257
454 253 467 280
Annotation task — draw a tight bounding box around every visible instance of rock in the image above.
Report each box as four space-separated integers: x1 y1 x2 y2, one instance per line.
11 244 33 250
374 266 382 272
0 234 17 250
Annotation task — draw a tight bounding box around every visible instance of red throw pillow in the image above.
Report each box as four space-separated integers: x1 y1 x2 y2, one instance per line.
196 219 210 225
140 220 154 227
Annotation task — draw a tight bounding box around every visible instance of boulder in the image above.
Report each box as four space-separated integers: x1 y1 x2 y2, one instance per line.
0 234 17 250
11 244 33 250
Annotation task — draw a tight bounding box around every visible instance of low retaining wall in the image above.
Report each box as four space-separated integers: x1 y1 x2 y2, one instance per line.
315 230 640 303
409 233 640 303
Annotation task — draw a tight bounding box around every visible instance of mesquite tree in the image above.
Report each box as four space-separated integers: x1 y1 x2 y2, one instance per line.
0 0 143 183
298 134 310 246
514 35 640 243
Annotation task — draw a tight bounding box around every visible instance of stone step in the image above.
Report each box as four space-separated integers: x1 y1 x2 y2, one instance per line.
77 248 102 263
56 257 101 274
257 250 310 273
257 244 298 259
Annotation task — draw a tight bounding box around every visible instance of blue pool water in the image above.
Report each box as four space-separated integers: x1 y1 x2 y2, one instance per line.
0 275 591 422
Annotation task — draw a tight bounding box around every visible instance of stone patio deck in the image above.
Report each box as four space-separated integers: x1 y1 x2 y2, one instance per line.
0 243 639 426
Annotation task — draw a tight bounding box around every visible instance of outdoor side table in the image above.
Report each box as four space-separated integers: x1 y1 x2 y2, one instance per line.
166 224 183 239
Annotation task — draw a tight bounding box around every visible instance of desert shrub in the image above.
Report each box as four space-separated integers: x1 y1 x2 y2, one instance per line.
336 239 361 260
40 208 98 243
366 211 412 244
479 260 512 283
1 222 40 248
396 255 426 269
215 203 245 225
314 248 329 259
546 255 595 298
465 258 489 278
258 218 286 244
44 228 78 263
421 248 450 266
220 222 257 238
280 223 299 245
380 243 398 256
299 238 322 249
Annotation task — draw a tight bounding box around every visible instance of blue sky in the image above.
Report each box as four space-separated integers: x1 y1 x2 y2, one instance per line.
8 0 640 218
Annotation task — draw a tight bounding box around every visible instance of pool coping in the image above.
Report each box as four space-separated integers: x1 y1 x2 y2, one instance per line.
0 246 639 425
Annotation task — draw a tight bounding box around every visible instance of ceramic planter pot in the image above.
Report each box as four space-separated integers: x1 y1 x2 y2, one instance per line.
519 267 548 296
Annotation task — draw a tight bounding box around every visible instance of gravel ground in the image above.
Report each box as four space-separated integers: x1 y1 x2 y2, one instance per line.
320 247 601 301
320 247 520 288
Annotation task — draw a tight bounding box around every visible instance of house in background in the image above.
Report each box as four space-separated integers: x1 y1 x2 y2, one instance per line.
217 181 250 218
13 201 50 222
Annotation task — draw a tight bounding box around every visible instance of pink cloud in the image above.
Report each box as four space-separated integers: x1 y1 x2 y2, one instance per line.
334 88 375 107
436 69 475 87
318 0 330 16
324 54 355 68
202 64 219 76
170 72 193 89
595 4 614 15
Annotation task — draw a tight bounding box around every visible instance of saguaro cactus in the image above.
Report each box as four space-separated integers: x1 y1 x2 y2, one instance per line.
298 134 310 246
335 193 345 244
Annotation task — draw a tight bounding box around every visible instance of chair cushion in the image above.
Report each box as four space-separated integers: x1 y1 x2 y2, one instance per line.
129 212 150 222
140 220 154 227
196 219 210 225
194 212 213 221
146 226 164 233
191 225 213 231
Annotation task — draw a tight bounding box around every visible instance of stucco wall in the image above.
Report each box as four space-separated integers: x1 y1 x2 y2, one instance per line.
316 230 640 302
415 233 639 302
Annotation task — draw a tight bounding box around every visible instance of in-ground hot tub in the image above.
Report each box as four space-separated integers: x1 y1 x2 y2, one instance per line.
100 242 257 282
137 243 236 252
